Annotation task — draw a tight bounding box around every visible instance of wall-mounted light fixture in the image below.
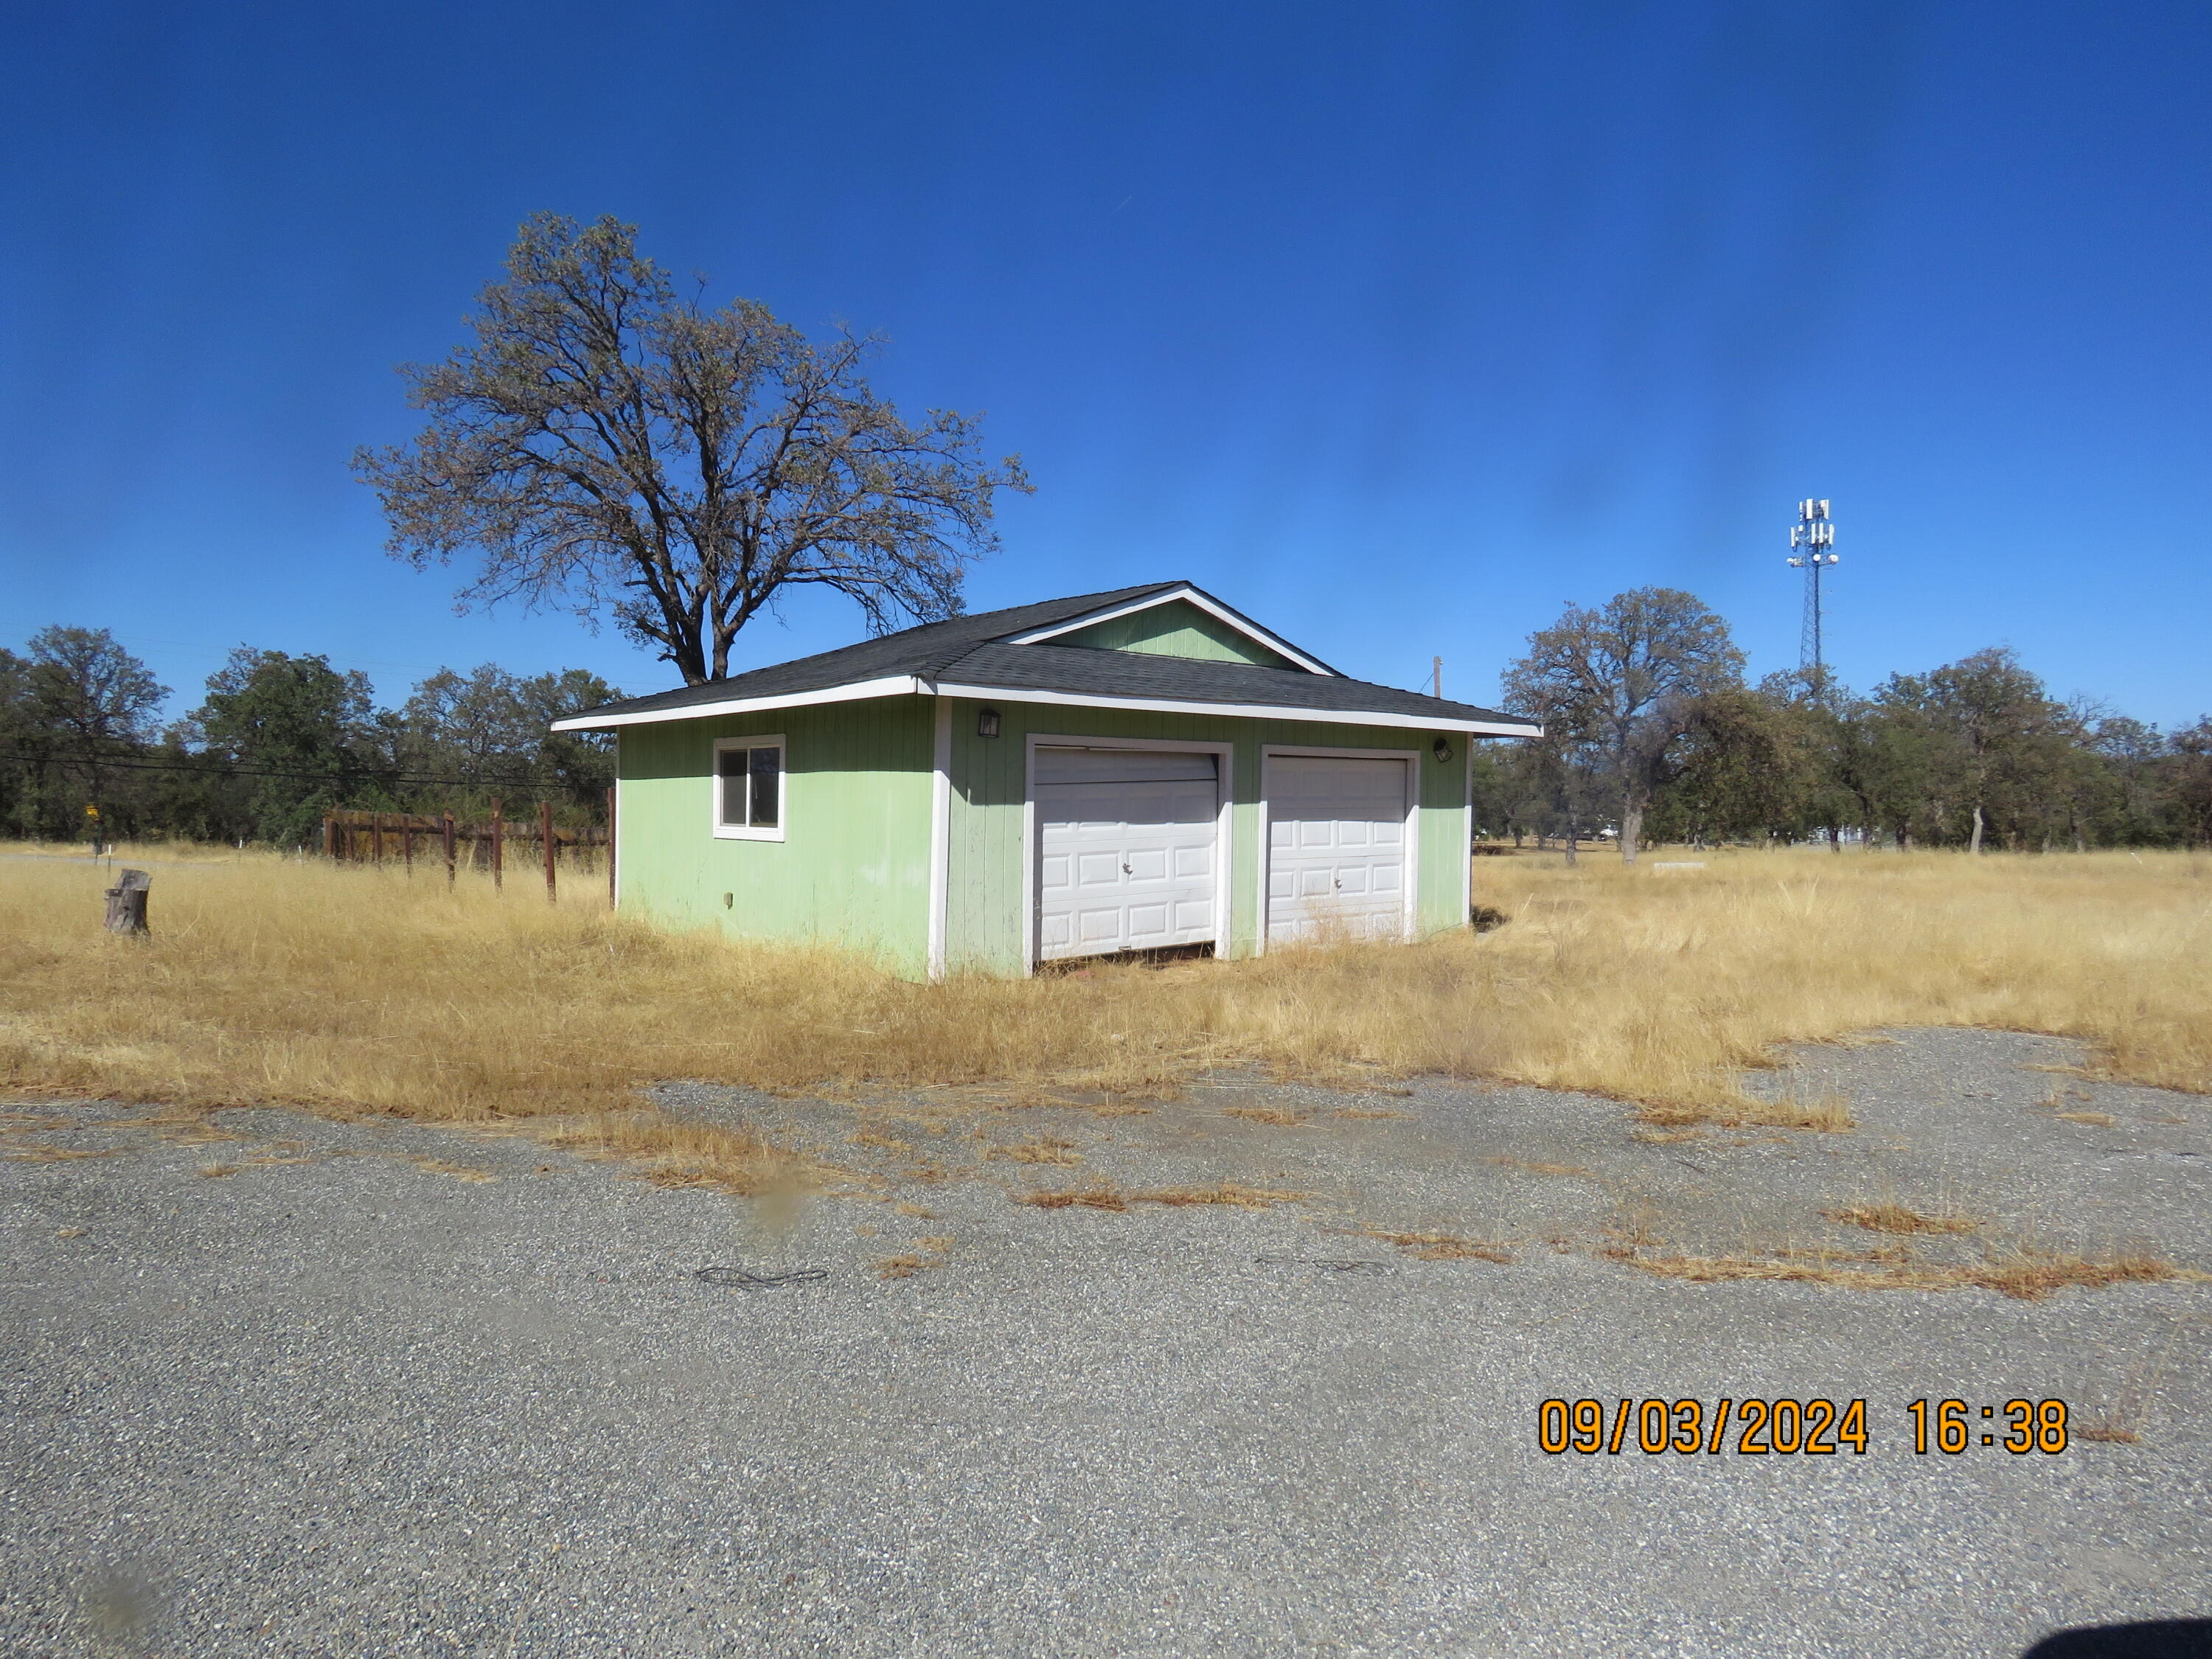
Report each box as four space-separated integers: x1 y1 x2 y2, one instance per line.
977 708 1001 738
723 892 734 908
1432 737 1455 764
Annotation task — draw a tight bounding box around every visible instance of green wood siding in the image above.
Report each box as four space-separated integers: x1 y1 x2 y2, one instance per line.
1049 599 1298 668
614 695 934 975
943 698 1469 976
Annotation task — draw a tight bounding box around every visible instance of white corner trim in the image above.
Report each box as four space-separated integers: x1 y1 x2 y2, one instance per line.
1461 740 1475 928
551 675 925 731
998 586 1340 676
930 682 1538 737
927 696 951 981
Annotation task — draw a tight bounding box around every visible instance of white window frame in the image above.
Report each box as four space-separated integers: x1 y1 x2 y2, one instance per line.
1021 732 1236 975
711 734 787 842
1256 744 1421 954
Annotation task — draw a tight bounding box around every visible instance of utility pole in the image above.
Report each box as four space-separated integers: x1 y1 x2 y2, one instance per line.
1432 656 1443 699
1786 498 1839 694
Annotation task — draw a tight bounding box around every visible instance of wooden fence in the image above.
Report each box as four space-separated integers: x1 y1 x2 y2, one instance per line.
322 792 615 903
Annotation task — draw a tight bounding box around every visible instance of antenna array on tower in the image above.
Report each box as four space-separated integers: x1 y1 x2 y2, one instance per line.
1785 498 1840 687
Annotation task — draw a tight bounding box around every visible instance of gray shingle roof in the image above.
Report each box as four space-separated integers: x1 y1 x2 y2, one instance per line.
938 643 1526 728
554 582 1535 733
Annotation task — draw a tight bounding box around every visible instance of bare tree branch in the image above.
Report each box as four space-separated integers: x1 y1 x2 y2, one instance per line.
352 214 1032 684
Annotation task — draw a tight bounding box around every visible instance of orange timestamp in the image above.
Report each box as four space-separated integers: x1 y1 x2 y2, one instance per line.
1540 1397 1867 1455
1537 1397 2074 1455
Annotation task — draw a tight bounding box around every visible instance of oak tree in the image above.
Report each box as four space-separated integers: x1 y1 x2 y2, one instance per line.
354 214 1031 685
1501 588 1745 863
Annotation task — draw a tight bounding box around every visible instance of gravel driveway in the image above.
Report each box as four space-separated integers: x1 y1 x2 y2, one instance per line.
3 1029 2207 1658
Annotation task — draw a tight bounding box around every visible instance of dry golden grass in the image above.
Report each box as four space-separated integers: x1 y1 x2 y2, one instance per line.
1486 1156 1598 1178
1632 1093 1856 1133
984 1135 1082 1165
1354 1227 1515 1263
1015 1186 1131 1211
1826 1202 1980 1236
874 1236 954 1280
2075 1420 2143 1444
1618 1245 2197 1300
1223 1105 1308 1125
407 1157 497 1183
2 1141 118 1162
1013 1182 1304 1212
1 847 2207 1194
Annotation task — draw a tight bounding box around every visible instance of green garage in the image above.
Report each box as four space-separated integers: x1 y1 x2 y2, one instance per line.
554 582 1537 978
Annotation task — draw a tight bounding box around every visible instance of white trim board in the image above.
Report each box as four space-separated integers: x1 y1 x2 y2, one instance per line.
553 672 1543 740
927 697 952 981
997 585 1339 676
1022 731 1237 976
552 675 925 731
933 683 1537 737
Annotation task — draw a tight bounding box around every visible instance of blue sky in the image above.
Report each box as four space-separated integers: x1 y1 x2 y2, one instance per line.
3 1 2207 726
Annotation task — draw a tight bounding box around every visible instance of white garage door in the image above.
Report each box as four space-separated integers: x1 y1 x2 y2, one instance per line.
1035 748 1220 962
1266 755 1411 946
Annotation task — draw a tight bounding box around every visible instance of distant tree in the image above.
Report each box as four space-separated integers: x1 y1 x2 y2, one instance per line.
28 625 166 812
1876 649 2065 853
1654 680 1818 846
2170 717 2212 848
0 627 169 838
399 662 620 806
1501 588 1745 863
515 668 621 804
2088 715 2172 846
401 665 540 785
190 649 380 847
0 647 35 836
354 213 1032 686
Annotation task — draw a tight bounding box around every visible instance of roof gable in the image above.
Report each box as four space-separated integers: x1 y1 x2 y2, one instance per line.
994 585 1337 675
1041 597 1298 669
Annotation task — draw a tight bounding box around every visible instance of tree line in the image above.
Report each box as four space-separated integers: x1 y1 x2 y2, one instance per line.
0 626 618 849
1479 588 2212 859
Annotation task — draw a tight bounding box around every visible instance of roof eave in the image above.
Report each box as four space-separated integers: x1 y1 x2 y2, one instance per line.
552 673 1541 738
929 681 1539 737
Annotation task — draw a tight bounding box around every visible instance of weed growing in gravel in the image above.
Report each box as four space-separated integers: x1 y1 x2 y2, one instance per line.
1614 1244 2198 1299
1014 1183 1304 1212
876 1237 954 1280
1355 1227 1515 1263
1825 1203 1980 1236
2075 1419 2143 1444
1635 1093 1855 1133
1486 1156 1599 1178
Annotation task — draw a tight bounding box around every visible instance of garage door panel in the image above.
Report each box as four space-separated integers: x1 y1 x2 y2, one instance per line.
1075 851 1121 886
1037 748 1221 963
1266 755 1412 946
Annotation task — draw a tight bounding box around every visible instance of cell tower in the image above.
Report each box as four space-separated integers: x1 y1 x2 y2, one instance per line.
1786 498 1839 688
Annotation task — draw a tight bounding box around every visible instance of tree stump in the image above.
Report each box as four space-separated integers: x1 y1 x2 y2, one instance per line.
103 869 151 936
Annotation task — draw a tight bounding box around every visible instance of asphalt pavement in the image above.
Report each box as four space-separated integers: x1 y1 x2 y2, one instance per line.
2 1029 2206 1658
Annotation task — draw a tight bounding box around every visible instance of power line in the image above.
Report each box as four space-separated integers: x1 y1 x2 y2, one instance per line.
0 748 580 790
